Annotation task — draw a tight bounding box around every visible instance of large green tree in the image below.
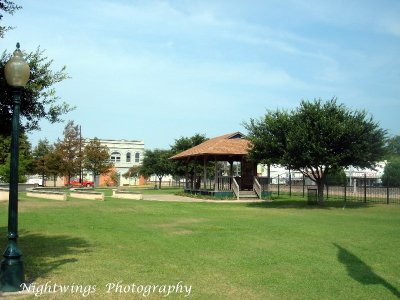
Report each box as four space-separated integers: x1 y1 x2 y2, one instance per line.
382 158 400 187
383 135 400 187
140 149 172 189
83 138 113 186
1 1 73 136
170 133 208 178
31 138 52 185
1 48 73 136
386 135 400 158
0 0 21 38
0 132 32 182
245 98 387 203
57 121 82 184
43 147 63 187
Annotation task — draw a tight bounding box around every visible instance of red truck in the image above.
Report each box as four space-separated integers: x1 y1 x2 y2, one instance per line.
69 179 94 188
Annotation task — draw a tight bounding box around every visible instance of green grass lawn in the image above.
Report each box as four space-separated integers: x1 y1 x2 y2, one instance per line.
0 193 399 299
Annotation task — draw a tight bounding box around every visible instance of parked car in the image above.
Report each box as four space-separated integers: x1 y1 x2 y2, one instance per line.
69 179 94 188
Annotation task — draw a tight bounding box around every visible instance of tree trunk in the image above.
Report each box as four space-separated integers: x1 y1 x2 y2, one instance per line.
158 177 162 189
317 180 324 204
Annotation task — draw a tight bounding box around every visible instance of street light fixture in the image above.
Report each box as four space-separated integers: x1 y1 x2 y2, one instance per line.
0 43 30 292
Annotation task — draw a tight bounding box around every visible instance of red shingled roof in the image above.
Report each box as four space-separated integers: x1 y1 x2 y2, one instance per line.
170 132 250 160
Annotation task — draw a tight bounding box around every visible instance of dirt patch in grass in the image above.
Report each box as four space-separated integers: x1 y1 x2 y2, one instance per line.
154 218 206 229
15 196 98 212
171 229 194 235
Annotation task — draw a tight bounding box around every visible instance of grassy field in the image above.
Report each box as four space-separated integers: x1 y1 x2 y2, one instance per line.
0 191 399 299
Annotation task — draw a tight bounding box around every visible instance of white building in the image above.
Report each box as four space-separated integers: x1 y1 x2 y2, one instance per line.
84 139 145 186
345 161 387 186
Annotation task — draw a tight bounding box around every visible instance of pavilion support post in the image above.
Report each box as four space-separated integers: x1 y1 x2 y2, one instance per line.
185 159 189 190
214 157 217 191
193 161 196 190
229 160 233 189
203 156 207 190
191 159 195 190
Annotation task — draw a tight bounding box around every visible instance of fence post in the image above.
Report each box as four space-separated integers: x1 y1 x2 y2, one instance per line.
302 174 305 198
278 175 280 197
364 173 367 203
387 176 390 205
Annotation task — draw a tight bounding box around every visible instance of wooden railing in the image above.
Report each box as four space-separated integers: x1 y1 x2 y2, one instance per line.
232 177 240 200
253 177 262 199
216 176 232 190
216 176 242 191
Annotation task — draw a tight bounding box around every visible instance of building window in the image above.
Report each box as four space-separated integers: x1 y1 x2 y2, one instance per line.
135 152 140 163
110 152 121 163
126 152 131 162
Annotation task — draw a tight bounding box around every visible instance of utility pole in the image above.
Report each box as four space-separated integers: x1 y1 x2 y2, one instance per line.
79 125 83 184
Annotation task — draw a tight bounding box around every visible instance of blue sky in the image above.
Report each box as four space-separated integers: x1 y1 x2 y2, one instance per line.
2 0 400 149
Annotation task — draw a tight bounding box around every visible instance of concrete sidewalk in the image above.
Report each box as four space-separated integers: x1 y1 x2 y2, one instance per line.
141 193 269 203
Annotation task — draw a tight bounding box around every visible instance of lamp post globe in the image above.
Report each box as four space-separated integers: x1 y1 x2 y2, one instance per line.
4 43 30 87
0 43 30 292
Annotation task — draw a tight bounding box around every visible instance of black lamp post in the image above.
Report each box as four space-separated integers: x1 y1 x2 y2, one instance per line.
0 43 30 292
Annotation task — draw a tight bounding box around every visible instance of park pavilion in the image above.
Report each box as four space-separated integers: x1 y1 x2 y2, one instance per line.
170 132 268 199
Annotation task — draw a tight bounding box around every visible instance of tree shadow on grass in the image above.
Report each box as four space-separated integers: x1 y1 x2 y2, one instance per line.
246 199 370 210
334 243 400 298
0 227 91 282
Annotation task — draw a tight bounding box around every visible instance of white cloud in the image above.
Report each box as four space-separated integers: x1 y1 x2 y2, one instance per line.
380 18 400 37
93 0 224 32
